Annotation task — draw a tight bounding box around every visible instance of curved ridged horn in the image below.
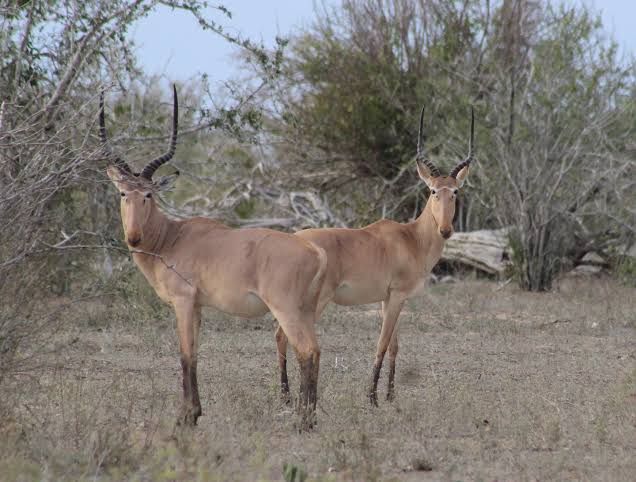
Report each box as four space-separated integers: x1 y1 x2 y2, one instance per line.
416 105 441 178
140 84 178 180
450 106 474 178
99 92 132 174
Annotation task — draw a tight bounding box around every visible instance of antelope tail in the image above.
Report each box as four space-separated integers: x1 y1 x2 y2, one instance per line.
307 242 328 308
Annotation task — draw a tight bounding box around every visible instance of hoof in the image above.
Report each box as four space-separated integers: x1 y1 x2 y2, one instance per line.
368 390 379 407
176 406 201 427
281 386 292 406
294 402 317 432
386 389 395 402
295 414 316 433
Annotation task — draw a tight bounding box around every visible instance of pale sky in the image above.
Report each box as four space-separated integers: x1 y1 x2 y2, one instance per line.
131 0 636 84
131 0 323 84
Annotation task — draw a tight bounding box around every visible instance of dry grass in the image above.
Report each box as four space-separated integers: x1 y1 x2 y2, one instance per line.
1 276 635 481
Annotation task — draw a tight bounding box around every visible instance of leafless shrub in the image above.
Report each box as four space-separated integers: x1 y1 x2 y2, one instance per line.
0 0 289 383
480 1 636 290
246 0 635 290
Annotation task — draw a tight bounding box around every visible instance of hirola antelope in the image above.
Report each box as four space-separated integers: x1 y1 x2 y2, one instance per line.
276 107 475 405
100 86 327 428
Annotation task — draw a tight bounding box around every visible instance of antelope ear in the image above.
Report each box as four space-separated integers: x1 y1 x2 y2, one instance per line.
416 159 434 188
155 171 179 191
106 165 128 190
455 165 469 188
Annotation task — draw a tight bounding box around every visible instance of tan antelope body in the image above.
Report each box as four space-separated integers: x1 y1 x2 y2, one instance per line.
100 87 326 428
276 108 475 404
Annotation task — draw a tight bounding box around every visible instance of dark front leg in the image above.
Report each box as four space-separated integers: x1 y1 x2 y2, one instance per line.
175 300 202 426
386 360 396 402
386 331 398 402
275 325 291 404
280 360 290 401
369 296 404 406
179 356 202 425
191 361 202 419
368 358 384 407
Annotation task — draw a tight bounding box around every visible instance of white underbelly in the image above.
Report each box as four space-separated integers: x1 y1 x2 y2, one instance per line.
197 290 269 318
333 282 388 306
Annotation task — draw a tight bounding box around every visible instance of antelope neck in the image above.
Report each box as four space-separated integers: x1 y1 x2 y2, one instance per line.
410 200 445 256
134 201 174 254
414 200 438 232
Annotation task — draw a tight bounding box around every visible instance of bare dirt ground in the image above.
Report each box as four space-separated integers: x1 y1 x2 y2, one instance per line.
1 277 635 481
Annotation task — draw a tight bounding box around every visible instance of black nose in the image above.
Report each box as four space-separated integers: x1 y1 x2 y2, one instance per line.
128 237 141 247
440 228 452 239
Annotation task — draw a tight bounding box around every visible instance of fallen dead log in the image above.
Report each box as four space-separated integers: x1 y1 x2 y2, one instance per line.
442 228 511 275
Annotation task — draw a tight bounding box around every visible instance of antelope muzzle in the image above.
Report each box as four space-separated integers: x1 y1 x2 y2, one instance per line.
439 227 452 239
127 233 142 247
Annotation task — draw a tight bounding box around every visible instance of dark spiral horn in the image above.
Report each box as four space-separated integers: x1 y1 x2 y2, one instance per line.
99 91 132 173
416 105 441 177
140 84 178 180
450 106 474 178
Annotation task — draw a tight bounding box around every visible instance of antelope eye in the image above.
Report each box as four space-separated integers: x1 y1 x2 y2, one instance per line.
430 189 437 195
453 189 458 195
120 192 126 197
145 192 152 199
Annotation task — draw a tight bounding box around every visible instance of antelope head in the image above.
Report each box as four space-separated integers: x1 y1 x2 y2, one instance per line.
415 107 474 240
100 86 179 248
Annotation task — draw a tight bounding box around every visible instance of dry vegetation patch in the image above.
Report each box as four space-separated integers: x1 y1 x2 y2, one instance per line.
1 278 634 481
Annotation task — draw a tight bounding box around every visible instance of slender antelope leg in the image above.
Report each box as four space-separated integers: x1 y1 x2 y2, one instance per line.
174 298 202 426
296 335 320 431
369 294 405 406
275 325 290 404
274 298 328 407
274 314 320 431
386 328 399 401
302 299 328 423
191 305 202 418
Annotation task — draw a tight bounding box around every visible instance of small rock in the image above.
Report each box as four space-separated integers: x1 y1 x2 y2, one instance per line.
567 264 602 276
581 252 605 265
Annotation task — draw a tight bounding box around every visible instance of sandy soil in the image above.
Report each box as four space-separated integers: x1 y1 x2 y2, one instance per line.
1 277 634 481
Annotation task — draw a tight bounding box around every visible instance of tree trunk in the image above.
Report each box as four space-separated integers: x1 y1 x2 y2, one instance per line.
442 228 511 275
